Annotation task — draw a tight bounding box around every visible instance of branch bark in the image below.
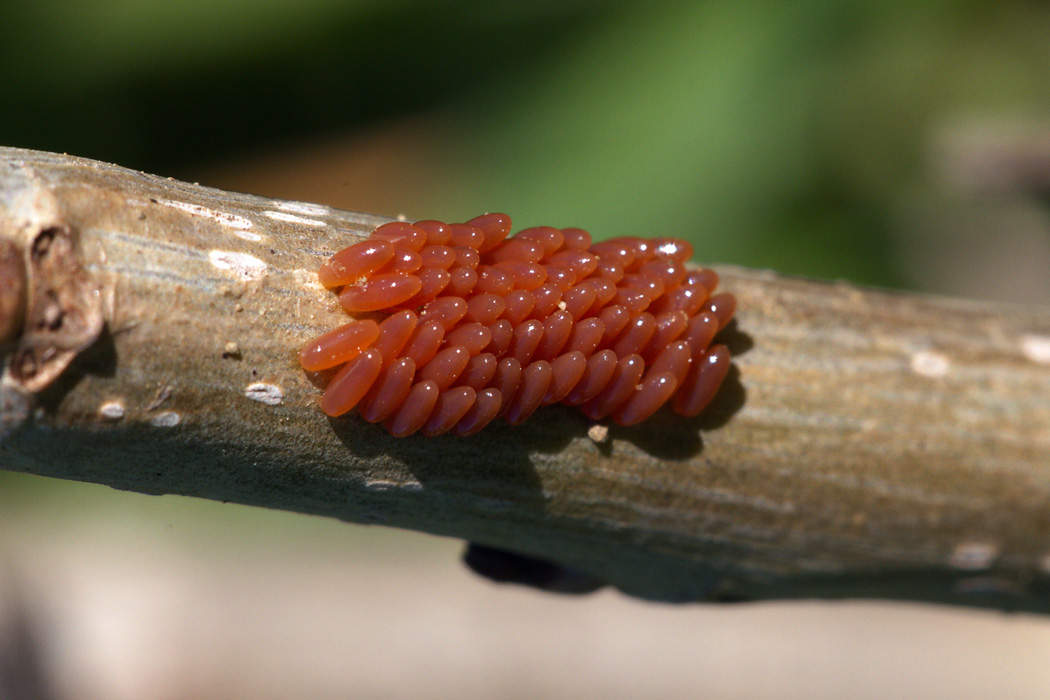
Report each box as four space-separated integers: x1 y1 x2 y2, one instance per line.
2 147 1049 610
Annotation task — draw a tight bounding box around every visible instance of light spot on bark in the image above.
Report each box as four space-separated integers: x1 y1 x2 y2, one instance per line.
150 411 181 428
911 350 950 378
98 401 125 420
275 200 328 217
208 250 267 282
245 382 284 406
264 211 325 227
1020 334 1050 364
950 541 999 570
365 478 423 492
154 198 259 240
293 269 323 292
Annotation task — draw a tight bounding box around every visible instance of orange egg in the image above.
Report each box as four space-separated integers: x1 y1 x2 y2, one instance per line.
302 213 736 434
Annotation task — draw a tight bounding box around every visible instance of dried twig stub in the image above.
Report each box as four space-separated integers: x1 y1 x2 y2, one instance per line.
9 224 103 393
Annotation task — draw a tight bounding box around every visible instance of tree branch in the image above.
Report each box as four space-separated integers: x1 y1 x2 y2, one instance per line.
2 147 1049 610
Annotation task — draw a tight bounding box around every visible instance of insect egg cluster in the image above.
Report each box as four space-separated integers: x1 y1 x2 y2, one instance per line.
301 214 735 437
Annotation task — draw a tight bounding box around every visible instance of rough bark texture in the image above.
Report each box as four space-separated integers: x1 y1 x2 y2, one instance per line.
1 147 1049 610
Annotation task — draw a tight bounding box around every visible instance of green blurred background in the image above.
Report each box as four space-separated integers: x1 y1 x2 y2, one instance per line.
6 0 1050 295
3 2 1050 698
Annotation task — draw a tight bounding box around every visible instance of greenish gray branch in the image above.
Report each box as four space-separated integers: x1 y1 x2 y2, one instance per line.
1 147 1049 610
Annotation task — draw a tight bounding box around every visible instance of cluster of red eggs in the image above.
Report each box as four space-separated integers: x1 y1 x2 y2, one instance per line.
300 214 734 437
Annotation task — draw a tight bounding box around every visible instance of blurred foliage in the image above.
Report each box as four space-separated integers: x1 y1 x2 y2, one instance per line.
3 0 1050 286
